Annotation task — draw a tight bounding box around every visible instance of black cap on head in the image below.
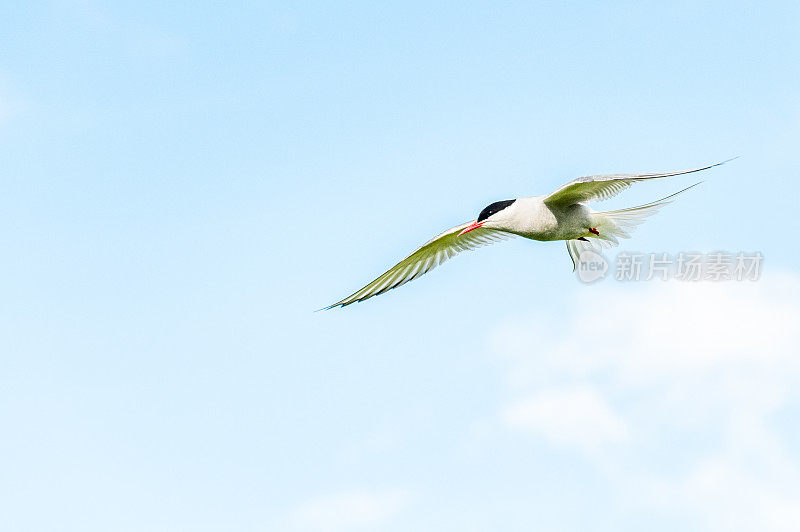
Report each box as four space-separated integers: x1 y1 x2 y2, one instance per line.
477 199 515 223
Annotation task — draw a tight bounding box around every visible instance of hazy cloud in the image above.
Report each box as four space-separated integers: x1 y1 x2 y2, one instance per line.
502 386 628 453
491 273 800 531
286 489 412 531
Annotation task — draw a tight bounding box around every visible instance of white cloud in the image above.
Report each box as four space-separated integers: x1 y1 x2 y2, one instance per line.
286 489 412 532
490 272 800 531
494 273 800 385
501 387 628 453
681 457 800 532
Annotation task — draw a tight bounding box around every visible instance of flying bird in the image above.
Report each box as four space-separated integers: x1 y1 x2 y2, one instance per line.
323 159 734 309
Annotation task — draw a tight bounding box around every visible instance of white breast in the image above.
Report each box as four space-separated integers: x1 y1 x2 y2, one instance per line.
504 197 590 241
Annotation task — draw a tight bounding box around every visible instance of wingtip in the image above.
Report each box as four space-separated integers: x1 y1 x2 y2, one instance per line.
316 298 354 311
714 156 741 167
676 181 703 195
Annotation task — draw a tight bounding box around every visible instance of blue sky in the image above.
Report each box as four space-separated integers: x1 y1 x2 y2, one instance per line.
1 1 799 531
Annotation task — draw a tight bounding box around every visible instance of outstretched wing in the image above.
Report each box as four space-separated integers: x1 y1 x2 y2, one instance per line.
322 222 514 309
543 158 734 207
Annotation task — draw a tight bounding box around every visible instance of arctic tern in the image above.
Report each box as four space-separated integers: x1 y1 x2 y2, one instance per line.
323 159 734 309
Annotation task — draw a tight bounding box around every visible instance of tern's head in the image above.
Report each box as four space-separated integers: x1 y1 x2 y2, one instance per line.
458 199 516 236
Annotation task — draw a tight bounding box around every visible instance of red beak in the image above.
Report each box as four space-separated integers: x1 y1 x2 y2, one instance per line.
458 221 484 237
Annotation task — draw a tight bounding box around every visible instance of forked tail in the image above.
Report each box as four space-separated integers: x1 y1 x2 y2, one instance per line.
566 182 700 271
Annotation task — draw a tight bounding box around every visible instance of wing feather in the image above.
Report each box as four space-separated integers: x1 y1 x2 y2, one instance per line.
322 221 514 309
543 158 734 206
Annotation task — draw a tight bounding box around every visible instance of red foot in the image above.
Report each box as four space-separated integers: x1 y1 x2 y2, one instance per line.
589 227 600 236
